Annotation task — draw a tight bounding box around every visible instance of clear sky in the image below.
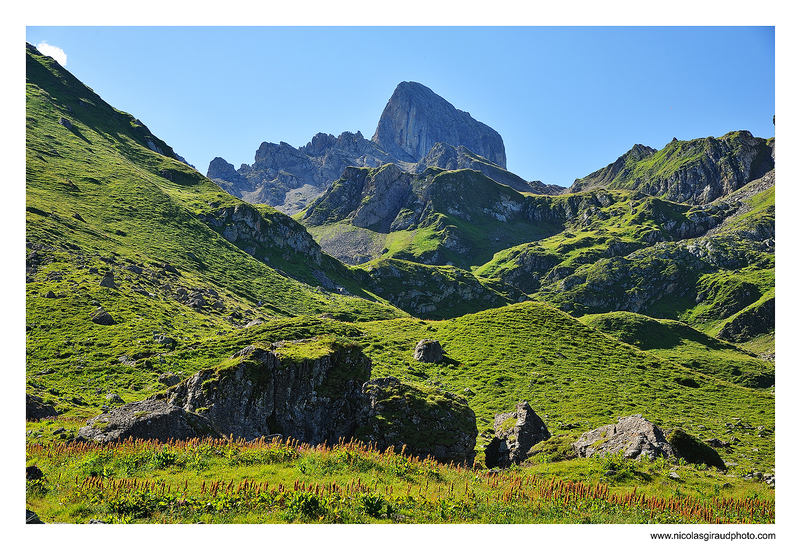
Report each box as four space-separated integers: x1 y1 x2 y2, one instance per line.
23 24 775 188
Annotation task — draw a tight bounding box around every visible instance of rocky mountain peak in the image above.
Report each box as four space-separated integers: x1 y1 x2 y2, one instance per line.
207 157 240 181
371 81 507 168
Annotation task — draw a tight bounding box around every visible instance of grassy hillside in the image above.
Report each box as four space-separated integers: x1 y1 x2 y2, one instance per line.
28 301 776 474
579 311 773 389
25 44 406 416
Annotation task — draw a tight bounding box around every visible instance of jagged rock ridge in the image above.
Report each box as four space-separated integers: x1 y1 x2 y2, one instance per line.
207 131 394 215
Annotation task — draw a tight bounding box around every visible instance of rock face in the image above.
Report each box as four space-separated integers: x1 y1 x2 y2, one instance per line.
167 338 371 443
572 414 678 460
302 164 415 232
372 81 506 168
413 339 443 363
358 376 478 466
485 402 550 468
197 202 323 265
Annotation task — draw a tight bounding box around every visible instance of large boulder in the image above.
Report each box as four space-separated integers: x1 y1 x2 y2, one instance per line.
485 401 550 468
26 394 57 420
667 428 727 470
99 272 116 289
572 414 678 460
413 339 443 363
90 308 115 325
357 376 477 466
76 399 217 443
166 337 371 444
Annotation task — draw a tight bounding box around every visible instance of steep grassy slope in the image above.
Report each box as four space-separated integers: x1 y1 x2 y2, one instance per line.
25 44 406 416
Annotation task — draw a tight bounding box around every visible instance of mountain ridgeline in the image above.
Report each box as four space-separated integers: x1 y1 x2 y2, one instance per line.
569 133 774 204
26 41 775 495
207 81 554 215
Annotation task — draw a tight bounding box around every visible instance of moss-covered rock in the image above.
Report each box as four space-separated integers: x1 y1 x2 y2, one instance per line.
167 337 372 444
357 376 478 466
667 428 727 470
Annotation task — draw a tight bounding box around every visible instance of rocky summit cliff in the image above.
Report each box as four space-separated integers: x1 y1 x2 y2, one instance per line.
207 82 535 214
371 81 507 168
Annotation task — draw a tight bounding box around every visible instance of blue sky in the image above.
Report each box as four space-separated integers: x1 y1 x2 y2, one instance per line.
24 25 775 187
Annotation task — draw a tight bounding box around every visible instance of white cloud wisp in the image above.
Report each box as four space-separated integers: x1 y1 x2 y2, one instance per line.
36 42 67 66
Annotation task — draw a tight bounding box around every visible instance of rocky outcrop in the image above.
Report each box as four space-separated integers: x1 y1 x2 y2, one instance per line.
716 296 775 343
357 259 519 318
372 82 506 168
570 132 774 205
76 339 478 465
572 414 678 460
302 164 415 232
197 202 323 265
167 338 371 443
485 402 550 468
358 376 477 466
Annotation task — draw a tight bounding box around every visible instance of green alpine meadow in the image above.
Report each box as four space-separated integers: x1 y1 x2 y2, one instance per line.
25 42 775 525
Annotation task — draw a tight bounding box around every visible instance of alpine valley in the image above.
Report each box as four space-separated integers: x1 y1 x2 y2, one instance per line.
25 43 776 525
